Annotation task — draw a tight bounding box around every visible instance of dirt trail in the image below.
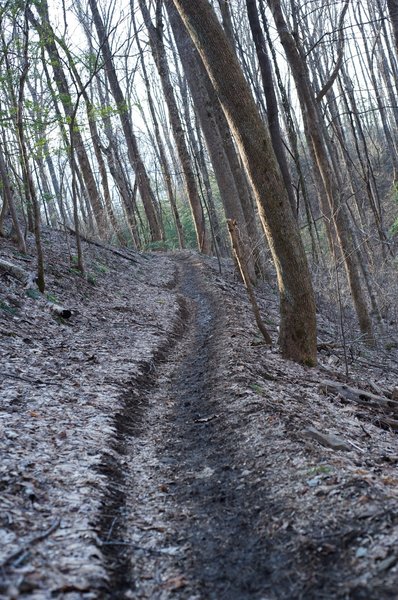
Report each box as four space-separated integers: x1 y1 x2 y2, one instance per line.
98 254 284 599
161 257 281 599
2 233 398 599
97 253 398 600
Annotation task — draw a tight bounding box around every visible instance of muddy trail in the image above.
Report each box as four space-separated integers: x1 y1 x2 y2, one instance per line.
98 254 381 600
98 255 289 599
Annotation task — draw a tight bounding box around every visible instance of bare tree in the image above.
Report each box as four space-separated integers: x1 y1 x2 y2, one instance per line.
138 0 211 253
88 0 164 243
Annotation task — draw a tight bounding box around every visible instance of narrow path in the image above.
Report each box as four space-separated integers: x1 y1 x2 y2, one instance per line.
98 254 282 599
158 257 276 599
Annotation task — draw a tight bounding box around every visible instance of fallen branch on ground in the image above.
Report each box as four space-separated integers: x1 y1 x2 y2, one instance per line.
303 426 352 451
1 518 60 569
0 258 36 289
47 302 72 319
320 380 398 413
63 225 139 264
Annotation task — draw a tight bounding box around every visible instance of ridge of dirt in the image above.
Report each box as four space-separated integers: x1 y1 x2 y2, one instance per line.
97 293 190 594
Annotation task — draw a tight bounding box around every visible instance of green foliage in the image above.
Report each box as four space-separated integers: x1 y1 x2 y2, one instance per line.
26 288 41 300
250 383 266 395
389 182 398 238
178 203 200 248
145 240 173 251
0 300 18 315
390 217 398 237
89 103 121 121
307 465 333 476
46 293 58 303
141 200 199 252
385 341 398 351
42 191 55 205
86 273 97 286
93 262 109 274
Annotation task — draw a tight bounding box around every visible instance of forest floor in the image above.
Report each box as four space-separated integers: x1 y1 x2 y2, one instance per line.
1 229 398 599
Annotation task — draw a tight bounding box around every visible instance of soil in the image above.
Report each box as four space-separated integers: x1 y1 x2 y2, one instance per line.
1 230 398 599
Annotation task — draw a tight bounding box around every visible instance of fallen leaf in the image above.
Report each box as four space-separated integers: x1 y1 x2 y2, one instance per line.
161 575 187 590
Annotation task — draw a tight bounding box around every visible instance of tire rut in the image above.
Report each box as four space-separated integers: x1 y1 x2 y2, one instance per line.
159 257 277 600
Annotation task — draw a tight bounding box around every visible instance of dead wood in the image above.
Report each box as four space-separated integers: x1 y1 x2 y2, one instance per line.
303 426 352 451
317 341 341 351
227 219 272 345
1 372 60 385
47 302 72 319
0 258 36 288
64 225 139 264
375 417 398 430
320 380 398 413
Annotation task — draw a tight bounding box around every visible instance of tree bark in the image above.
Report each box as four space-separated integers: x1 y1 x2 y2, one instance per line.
26 3 107 237
0 144 26 253
167 0 257 277
245 0 296 214
133 12 185 249
387 0 398 56
268 0 374 345
17 11 45 291
172 0 317 364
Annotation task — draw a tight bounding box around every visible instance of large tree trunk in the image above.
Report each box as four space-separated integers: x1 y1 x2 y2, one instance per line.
172 0 317 364
387 1 398 64
268 0 374 345
167 1 257 278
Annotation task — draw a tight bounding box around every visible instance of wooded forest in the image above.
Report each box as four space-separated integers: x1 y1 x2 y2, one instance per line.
1 0 398 362
2 1 398 597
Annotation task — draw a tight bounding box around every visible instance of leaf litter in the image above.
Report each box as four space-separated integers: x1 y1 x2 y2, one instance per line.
1 229 398 599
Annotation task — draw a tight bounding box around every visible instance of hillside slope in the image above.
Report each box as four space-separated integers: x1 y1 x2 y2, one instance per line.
1 230 398 599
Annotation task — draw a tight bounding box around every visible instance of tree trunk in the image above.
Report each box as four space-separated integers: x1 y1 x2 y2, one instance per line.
167 0 258 276
133 12 185 249
245 0 296 213
387 0 398 57
88 0 163 242
0 144 26 253
17 11 45 291
268 0 374 345
138 0 210 253
26 4 107 236
172 0 317 364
